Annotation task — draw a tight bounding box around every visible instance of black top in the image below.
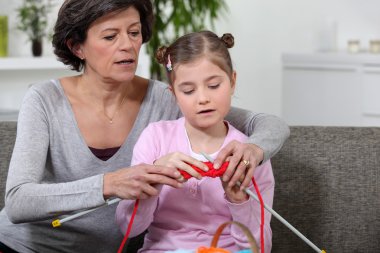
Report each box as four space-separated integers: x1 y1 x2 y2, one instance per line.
89 146 120 161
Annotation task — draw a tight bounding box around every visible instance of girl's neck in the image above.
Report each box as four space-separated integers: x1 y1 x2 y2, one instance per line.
185 120 228 154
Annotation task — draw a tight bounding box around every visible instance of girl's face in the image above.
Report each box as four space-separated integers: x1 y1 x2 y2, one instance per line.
75 7 143 83
172 57 236 130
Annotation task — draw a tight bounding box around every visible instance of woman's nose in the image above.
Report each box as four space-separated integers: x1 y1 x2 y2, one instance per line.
119 34 133 50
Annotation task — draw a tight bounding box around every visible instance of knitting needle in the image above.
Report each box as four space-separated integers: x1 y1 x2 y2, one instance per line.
200 152 326 253
52 198 121 227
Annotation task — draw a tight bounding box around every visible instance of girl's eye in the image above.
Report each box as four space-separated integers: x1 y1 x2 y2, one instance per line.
103 35 115 41
209 84 220 89
183 90 194 95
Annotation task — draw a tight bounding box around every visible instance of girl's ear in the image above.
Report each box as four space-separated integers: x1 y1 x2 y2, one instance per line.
67 39 84 60
168 85 175 94
168 85 178 100
230 71 237 95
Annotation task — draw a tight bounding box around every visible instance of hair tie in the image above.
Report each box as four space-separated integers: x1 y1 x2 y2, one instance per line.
166 54 173 71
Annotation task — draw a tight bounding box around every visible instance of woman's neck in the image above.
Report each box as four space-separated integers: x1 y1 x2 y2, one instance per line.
75 74 146 106
185 120 228 154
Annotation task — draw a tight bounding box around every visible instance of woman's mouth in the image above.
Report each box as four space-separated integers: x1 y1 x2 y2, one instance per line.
115 59 134 65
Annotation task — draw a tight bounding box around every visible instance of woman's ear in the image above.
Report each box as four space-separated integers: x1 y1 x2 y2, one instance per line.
230 71 237 95
67 39 84 60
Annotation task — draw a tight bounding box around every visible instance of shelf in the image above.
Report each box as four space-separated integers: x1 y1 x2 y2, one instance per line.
0 57 69 70
283 52 380 67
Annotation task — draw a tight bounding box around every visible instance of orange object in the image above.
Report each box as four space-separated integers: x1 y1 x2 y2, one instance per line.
196 246 231 253
196 221 259 253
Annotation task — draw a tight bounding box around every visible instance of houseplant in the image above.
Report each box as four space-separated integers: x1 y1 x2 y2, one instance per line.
16 0 53 56
147 0 227 80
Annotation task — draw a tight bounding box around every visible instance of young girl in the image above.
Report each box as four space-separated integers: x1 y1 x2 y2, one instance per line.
116 31 274 253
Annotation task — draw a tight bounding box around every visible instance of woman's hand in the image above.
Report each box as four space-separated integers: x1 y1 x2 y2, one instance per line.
213 141 264 190
103 164 185 200
154 152 208 180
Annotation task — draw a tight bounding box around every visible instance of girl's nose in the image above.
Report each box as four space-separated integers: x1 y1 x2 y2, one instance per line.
198 90 210 104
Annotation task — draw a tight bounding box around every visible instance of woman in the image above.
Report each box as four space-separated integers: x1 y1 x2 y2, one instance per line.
0 0 289 252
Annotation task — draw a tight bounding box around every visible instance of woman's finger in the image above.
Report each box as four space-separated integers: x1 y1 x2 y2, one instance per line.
220 143 244 182
227 158 248 187
239 165 255 189
213 141 236 169
145 173 184 188
146 164 183 180
229 148 253 186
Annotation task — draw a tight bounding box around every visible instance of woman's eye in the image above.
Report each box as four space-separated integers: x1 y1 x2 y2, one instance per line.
129 31 141 37
209 84 220 89
103 35 115 41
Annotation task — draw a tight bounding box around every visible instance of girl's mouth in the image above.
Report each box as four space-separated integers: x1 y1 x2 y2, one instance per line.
198 109 215 114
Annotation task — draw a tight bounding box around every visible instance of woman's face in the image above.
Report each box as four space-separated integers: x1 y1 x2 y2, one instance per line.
172 57 236 130
77 7 143 83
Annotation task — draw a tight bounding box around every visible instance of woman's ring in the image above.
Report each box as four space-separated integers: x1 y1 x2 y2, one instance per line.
242 160 250 166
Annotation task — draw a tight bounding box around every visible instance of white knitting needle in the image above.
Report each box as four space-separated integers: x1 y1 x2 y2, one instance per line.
200 152 326 253
51 198 121 227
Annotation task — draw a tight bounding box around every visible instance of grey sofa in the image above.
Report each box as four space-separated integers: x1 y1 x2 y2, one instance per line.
1 121 379 253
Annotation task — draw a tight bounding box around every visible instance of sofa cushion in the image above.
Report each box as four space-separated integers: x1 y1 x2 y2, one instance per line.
0 121 17 209
271 126 380 253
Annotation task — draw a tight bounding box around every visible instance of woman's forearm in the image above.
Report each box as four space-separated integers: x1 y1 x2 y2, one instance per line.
226 107 290 162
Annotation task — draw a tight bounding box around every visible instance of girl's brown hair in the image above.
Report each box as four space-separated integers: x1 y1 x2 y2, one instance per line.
155 31 235 84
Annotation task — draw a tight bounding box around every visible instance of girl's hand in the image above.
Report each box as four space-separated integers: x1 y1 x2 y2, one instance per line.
154 152 209 180
222 179 249 204
103 163 185 200
213 141 264 190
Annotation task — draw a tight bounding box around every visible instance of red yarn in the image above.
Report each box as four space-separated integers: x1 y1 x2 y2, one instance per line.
252 177 265 253
117 199 139 253
179 161 229 179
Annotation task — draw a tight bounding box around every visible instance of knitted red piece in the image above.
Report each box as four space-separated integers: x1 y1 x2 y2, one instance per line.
179 161 230 179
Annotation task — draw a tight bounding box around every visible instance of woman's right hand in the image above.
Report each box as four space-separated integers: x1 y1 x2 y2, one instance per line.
154 152 208 180
103 164 185 200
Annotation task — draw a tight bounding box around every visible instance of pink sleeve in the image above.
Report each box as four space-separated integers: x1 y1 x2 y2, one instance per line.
131 123 160 166
227 160 274 252
115 124 162 236
116 193 161 236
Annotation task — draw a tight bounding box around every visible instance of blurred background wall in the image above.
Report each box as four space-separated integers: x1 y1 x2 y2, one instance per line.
1 0 380 124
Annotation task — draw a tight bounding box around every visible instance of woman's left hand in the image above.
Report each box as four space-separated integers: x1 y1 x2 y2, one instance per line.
213 140 264 190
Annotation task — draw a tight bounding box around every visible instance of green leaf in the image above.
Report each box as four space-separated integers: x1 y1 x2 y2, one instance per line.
15 0 53 41
147 0 228 79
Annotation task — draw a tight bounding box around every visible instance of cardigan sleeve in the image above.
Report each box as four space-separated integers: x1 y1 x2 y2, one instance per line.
5 86 105 223
226 107 290 163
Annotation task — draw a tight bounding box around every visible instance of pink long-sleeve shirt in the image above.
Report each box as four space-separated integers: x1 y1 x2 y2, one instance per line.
116 117 274 252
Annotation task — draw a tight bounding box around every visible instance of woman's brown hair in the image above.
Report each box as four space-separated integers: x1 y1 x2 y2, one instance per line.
52 0 153 72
